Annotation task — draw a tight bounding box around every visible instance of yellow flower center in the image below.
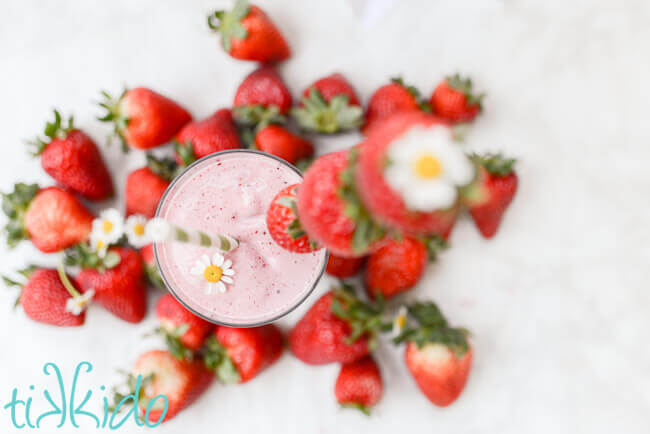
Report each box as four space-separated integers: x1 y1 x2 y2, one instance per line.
203 265 223 283
102 220 114 233
414 154 442 179
396 315 406 328
133 223 145 236
96 240 106 250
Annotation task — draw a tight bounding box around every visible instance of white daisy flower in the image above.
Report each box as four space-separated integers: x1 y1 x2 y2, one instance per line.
65 289 95 316
89 232 109 258
391 305 408 339
384 125 475 211
91 208 124 244
125 215 149 248
190 253 235 295
145 218 171 243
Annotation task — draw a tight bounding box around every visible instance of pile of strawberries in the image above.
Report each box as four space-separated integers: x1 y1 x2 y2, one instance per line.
1 0 519 423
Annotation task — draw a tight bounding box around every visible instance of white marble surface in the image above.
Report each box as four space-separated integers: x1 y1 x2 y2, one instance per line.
1 0 649 432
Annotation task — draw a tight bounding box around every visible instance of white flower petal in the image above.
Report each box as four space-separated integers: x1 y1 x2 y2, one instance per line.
205 283 215 295
145 218 171 242
190 266 203 276
221 259 232 270
216 281 226 293
212 253 224 267
200 255 211 267
221 276 233 284
223 268 235 276
403 181 458 211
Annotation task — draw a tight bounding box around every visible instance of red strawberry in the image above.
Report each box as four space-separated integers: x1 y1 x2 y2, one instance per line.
335 356 383 414
125 155 178 218
204 325 284 383
365 237 427 299
99 87 192 150
356 111 459 237
325 254 365 279
156 294 215 359
297 150 386 258
233 67 292 126
74 247 146 323
30 110 113 200
394 302 472 407
461 154 518 238
266 184 319 253
116 350 213 423
289 287 382 365
362 77 425 136
292 73 363 133
430 74 484 123
2 183 93 253
174 109 240 166
4 267 85 327
140 243 165 289
208 0 290 63
254 125 314 165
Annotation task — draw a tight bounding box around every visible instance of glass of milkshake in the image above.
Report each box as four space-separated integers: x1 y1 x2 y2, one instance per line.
154 150 328 327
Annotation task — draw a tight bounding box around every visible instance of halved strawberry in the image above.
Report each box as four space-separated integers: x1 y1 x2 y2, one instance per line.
266 184 319 253
461 153 518 238
2 183 93 252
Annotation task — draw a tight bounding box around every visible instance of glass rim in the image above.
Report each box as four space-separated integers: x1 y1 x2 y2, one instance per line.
153 149 329 328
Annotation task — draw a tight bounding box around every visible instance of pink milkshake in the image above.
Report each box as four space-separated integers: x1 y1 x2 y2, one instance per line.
154 150 327 326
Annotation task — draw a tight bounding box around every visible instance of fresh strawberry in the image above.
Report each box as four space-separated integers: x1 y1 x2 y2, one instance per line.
394 302 472 407
356 111 459 237
362 77 426 136
325 254 365 279
2 183 93 252
461 154 517 238
156 294 215 359
254 125 314 165
140 243 165 289
174 109 240 166
289 286 384 365
125 155 178 218
430 74 484 123
266 184 319 253
72 246 147 323
208 0 290 63
233 66 292 129
4 267 85 327
204 325 284 383
335 356 383 414
292 73 363 133
30 110 113 200
365 237 427 299
99 87 192 150
297 150 386 258
115 350 213 423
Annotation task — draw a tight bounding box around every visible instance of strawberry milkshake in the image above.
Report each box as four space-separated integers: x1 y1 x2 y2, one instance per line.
154 150 327 326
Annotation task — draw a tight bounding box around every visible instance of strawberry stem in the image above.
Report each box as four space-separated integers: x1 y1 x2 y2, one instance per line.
57 262 81 298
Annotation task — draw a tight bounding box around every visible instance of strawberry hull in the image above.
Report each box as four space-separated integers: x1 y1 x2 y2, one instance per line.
356 112 459 237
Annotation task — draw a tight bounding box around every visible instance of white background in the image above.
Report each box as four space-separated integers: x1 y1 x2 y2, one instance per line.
1 0 649 433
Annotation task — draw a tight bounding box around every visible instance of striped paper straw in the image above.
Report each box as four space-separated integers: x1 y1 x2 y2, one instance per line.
145 218 239 252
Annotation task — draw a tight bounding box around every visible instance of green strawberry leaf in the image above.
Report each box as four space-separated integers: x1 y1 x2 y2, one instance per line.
291 89 363 134
202 335 241 384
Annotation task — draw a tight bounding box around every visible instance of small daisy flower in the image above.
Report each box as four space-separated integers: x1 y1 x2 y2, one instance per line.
92 208 124 244
125 215 149 248
145 218 171 242
384 125 475 211
65 289 95 316
89 232 109 258
190 253 235 295
391 305 408 339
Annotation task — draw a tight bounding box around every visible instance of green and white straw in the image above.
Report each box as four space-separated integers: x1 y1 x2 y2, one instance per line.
145 218 239 252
